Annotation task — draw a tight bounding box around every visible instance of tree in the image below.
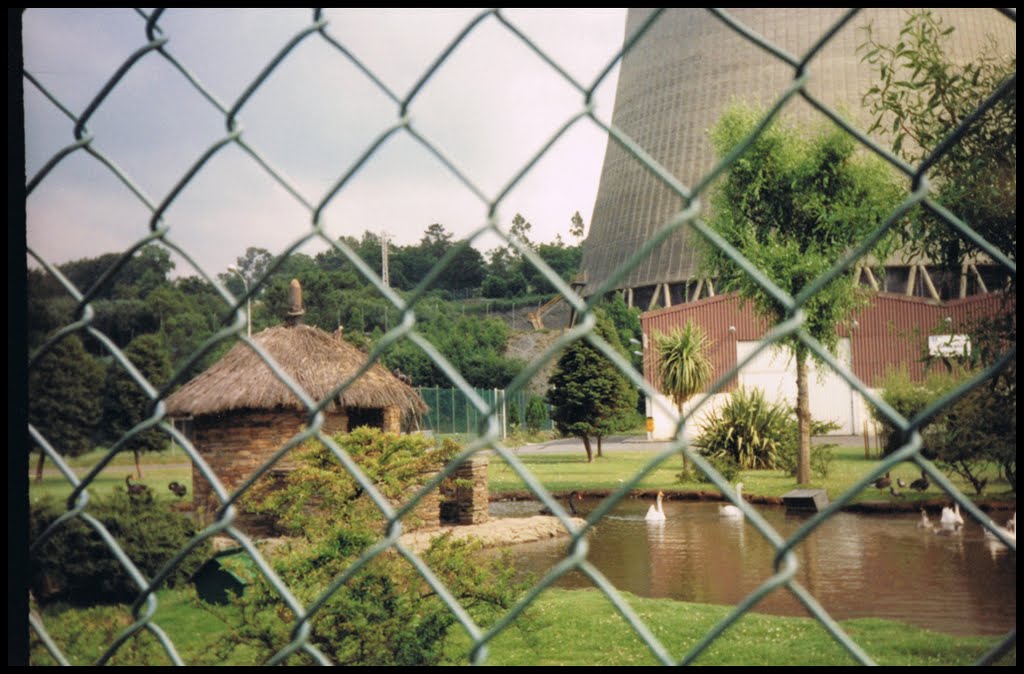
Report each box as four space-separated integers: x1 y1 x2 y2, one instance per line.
101 333 173 479
28 335 105 481
702 105 902 484
859 10 1016 271
570 210 586 242
547 310 638 462
860 11 1015 490
653 320 713 477
600 294 642 372
231 246 274 288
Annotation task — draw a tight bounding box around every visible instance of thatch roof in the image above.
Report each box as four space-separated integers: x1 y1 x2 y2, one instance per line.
165 324 428 418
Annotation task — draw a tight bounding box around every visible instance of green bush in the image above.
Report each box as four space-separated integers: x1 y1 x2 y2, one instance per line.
693 453 740 484
694 387 793 470
777 442 837 481
525 395 547 433
30 490 210 605
507 400 522 430
695 387 839 475
920 362 1015 494
220 429 529 665
872 366 961 458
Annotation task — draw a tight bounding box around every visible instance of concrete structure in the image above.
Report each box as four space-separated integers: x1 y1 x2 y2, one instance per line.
579 8 1015 308
576 9 1013 440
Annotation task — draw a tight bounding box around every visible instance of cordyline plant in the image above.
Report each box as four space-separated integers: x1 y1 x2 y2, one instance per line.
653 320 714 477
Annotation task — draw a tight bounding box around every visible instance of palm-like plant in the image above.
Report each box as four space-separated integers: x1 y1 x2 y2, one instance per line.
653 320 714 476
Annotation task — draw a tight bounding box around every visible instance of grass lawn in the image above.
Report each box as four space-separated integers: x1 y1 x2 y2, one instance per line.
31 587 1013 666
445 589 1013 666
29 440 1014 509
488 442 1015 507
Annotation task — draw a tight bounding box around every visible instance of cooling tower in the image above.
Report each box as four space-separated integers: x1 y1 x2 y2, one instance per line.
580 8 1015 309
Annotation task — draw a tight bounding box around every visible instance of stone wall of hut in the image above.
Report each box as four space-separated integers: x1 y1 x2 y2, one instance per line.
190 408 348 536
189 406 443 536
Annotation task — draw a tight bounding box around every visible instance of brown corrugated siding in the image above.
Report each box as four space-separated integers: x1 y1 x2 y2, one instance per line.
848 293 1010 387
641 292 1009 393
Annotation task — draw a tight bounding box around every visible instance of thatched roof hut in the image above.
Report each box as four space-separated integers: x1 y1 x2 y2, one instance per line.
165 279 429 534
165 322 428 421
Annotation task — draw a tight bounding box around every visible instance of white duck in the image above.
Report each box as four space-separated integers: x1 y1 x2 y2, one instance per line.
916 508 934 531
719 482 745 519
645 491 667 521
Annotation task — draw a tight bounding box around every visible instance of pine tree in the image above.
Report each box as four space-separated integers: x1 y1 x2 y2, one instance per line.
547 310 637 462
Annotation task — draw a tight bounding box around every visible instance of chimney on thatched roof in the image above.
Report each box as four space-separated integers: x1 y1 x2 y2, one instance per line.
285 278 305 327
165 279 427 420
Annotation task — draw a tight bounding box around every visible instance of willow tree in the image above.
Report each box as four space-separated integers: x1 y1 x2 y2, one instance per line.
701 105 901 484
654 320 713 477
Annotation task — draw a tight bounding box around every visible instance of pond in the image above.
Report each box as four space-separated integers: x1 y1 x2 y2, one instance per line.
489 497 1016 637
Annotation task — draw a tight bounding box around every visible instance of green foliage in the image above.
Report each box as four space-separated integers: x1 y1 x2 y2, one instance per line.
223 428 527 666
525 395 547 434
507 399 521 429
29 334 105 459
654 320 714 410
29 490 210 605
694 387 794 470
859 10 1016 269
250 428 460 535
872 365 962 458
101 333 173 458
704 106 901 355
546 310 638 461
703 104 902 482
920 361 1015 495
693 453 740 484
600 293 643 372
777 442 837 481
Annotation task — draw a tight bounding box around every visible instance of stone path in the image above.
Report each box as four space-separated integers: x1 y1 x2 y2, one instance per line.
398 515 586 553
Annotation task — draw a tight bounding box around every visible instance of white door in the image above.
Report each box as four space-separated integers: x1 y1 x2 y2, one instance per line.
736 340 855 434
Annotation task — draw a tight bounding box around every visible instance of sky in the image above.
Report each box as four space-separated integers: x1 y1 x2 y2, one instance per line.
21 8 629 281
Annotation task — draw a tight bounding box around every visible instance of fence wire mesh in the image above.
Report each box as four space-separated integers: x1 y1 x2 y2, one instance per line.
21 7 1015 666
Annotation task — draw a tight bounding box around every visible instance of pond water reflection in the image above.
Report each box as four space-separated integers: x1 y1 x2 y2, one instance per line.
489 497 1016 636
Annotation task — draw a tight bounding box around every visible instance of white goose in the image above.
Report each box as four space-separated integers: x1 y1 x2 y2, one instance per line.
645 491 667 521
916 508 934 531
719 482 745 519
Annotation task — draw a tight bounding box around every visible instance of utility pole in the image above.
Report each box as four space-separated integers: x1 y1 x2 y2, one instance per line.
381 231 391 288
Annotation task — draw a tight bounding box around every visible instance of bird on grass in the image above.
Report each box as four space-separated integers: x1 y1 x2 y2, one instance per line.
896 478 908 489
889 485 904 499
645 491 666 521
873 472 892 489
125 474 150 497
168 482 187 498
909 471 930 492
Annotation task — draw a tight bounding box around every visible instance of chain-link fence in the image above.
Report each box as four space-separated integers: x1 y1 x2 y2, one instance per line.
416 387 553 436
20 8 1016 666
